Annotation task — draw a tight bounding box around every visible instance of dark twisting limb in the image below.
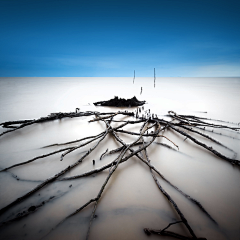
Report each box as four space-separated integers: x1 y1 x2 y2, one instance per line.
40 198 98 240
177 125 236 155
167 111 240 131
0 191 67 227
144 225 207 240
0 111 134 137
177 113 240 126
0 109 238 240
85 115 150 240
140 124 199 239
104 117 211 237
42 132 105 148
66 117 216 226
0 119 133 172
40 117 152 240
0 123 111 216
169 125 240 166
0 133 105 172
100 148 108 160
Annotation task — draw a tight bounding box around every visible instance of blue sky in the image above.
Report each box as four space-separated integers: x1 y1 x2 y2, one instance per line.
0 0 239 77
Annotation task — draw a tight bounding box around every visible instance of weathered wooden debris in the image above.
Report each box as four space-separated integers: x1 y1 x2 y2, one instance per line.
93 96 146 107
0 108 239 240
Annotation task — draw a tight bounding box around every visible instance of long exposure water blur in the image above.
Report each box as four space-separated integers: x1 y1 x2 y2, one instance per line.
0 77 239 240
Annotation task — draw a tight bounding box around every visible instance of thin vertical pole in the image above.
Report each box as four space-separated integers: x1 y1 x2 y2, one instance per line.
154 68 156 88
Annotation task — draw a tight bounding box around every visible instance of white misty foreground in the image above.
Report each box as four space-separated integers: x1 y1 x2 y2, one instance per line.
0 77 239 240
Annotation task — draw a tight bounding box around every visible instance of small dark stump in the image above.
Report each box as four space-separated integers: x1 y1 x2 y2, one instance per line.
93 96 146 107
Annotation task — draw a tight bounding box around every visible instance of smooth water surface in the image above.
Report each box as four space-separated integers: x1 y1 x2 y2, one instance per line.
0 77 239 240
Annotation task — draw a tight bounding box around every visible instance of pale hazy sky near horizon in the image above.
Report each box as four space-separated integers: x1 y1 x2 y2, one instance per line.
0 0 239 77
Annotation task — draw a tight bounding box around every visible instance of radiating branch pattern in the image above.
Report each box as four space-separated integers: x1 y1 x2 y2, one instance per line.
0 108 239 239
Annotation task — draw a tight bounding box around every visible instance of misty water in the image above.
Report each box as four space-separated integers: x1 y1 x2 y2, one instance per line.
0 77 239 240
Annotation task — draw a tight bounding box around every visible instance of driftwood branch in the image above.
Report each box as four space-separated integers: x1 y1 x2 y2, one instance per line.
0 108 239 240
0 122 111 215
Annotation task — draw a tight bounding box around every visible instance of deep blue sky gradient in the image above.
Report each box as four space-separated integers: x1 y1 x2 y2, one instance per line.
0 0 239 76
